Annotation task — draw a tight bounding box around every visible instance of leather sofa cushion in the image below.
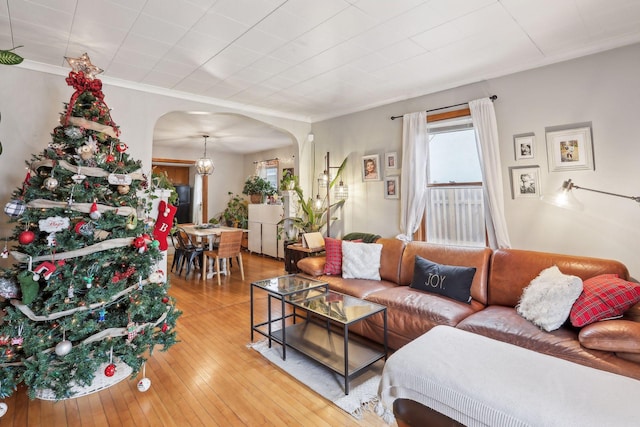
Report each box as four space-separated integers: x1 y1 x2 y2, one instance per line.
617 352 640 363
322 275 396 299
363 286 482 348
624 302 640 322
400 242 491 305
297 256 324 276
377 238 406 284
579 320 640 353
488 249 629 307
456 305 640 380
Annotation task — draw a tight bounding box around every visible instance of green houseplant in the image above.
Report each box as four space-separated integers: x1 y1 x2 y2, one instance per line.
278 156 347 238
219 192 248 228
243 175 277 203
279 171 298 191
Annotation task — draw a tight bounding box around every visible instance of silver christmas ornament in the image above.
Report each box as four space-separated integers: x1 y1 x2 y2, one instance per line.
44 176 59 190
0 277 19 299
55 339 72 356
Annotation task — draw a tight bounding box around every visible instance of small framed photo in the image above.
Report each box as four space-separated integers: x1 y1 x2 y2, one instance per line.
514 133 535 160
362 154 381 181
545 125 594 172
384 176 399 199
385 152 398 169
509 166 541 199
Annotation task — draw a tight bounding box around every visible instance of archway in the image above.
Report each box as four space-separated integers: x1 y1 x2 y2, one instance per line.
151 111 298 224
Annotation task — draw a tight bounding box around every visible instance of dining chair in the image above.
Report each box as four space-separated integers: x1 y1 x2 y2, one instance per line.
170 231 185 273
176 228 204 276
202 230 244 285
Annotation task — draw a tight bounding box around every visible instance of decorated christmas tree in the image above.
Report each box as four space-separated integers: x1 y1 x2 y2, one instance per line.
0 53 181 401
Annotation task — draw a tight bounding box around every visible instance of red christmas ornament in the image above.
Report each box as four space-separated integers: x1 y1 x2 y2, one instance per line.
161 323 169 333
19 230 35 245
162 297 169 304
105 154 115 163
89 201 101 220
132 236 147 253
115 142 128 153
104 363 116 377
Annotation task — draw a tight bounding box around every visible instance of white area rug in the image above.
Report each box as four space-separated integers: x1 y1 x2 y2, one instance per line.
249 339 384 419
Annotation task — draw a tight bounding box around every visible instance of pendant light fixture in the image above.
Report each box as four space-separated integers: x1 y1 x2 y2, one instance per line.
195 134 214 176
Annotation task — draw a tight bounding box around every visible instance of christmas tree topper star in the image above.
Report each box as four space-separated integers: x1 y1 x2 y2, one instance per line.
65 53 104 79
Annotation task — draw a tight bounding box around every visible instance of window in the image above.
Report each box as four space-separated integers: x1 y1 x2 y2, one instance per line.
425 116 486 247
264 165 278 189
257 159 279 190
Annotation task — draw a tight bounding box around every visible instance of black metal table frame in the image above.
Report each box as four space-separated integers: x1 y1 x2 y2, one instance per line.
292 300 388 395
250 281 328 360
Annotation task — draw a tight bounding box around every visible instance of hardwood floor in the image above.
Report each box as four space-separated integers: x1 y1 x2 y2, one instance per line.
0 252 394 426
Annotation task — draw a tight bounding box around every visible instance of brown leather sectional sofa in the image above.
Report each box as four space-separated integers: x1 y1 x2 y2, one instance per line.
297 238 640 380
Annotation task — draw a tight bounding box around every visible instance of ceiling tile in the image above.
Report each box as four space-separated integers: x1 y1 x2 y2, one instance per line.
130 13 190 45
209 0 283 27
141 69 185 87
192 11 249 42
233 27 288 54
351 0 426 20
75 0 140 31
141 0 209 28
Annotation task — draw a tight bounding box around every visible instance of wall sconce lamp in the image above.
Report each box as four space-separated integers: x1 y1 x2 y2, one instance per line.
544 179 640 210
195 135 214 176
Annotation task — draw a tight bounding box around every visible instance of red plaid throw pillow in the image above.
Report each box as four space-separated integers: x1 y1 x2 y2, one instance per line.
323 237 342 275
570 274 640 327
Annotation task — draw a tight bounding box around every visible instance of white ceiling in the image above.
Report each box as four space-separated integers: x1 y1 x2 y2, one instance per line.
3 0 640 153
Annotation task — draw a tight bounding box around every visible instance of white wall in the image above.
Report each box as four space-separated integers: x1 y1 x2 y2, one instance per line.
312 43 640 278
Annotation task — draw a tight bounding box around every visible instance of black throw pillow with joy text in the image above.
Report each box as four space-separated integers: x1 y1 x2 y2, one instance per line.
410 255 476 304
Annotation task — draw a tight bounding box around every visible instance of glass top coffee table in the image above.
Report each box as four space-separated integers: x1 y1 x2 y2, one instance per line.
273 290 388 395
250 274 329 360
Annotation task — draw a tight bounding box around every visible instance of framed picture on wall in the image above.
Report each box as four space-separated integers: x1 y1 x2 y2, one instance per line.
509 165 541 199
384 176 399 199
545 125 594 172
282 167 294 179
385 152 398 169
362 154 381 181
514 133 535 160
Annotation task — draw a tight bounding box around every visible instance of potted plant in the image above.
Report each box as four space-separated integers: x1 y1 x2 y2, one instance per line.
242 175 277 203
278 157 347 239
219 192 248 228
280 171 298 191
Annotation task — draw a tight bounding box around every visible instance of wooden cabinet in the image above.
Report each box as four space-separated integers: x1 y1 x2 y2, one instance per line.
248 204 284 258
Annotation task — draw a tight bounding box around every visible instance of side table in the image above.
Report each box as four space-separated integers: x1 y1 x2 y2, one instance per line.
250 274 328 360
283 243 325 273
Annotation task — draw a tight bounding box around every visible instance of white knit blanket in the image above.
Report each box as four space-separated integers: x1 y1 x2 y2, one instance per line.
378 325 640 426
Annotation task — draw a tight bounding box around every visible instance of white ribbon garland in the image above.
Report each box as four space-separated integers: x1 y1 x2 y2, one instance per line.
26 199 136 217
30 159 145 181
11 237 136 263
10 280 145 321
67 116 118 138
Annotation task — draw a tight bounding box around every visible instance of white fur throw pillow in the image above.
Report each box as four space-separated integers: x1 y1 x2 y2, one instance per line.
516 266 583 332
342 241 382 280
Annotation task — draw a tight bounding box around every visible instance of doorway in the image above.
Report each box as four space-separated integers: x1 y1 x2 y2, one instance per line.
152 159 209 223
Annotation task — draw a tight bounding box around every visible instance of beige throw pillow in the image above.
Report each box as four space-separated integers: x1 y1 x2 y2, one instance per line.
516 266 583 332
341 241 382 280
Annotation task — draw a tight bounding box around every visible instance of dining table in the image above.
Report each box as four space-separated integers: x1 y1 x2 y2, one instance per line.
181 224 248 281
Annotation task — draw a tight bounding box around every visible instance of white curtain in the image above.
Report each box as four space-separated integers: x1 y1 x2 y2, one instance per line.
469 98 511 249
397 111 428 242
192 174 203 225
